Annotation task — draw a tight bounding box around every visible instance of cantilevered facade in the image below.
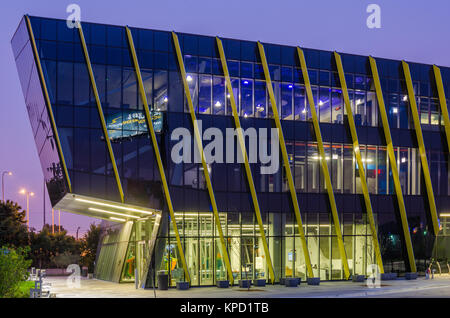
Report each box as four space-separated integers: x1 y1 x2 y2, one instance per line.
12 15 450 287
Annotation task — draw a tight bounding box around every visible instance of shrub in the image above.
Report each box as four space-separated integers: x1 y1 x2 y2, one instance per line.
50 251 80 269
0 246 32 298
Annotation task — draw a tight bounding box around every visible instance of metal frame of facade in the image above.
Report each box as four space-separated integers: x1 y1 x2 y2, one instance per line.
171 32 234 284
125 27 191 283
369 56 417 272
77 22 125 203
402 61 439 236
295 47 350 279
25 15 450 280
334 52 384 274
25 15 72 193
216 37 277 282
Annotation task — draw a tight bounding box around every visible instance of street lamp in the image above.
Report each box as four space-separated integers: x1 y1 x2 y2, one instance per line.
19 188 35 231
1 171 12 202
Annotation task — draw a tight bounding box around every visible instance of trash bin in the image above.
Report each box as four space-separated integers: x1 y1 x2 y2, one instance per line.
81 266 88 277
157 271 169 290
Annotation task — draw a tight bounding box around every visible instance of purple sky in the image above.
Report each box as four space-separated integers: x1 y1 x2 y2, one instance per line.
1 0 450 237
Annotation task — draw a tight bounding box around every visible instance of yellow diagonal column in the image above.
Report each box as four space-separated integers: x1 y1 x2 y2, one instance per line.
77 22 124 203
216 37 280 282
126 27 190 283
25 15 72 193
171 32 234 284
294 46 350 279
433 65 450 158
402 61 439 236
334 52 384 274
369 57 416 272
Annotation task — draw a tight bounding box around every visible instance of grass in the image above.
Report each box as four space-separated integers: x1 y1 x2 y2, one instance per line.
14 280 35 298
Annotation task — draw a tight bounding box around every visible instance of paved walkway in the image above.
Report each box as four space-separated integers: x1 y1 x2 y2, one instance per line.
46 275 450 298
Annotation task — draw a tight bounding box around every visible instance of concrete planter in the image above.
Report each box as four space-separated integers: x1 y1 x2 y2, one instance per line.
216 280 229 288
239 279 251 288
380 273 391 280
285 277 299 287
405 272 418 280
352 275 365 282
176 281 189 290
307 277 320 285
381 273 397 280
253 279 266 287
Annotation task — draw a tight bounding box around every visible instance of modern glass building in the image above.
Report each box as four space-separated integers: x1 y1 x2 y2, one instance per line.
12 15 450 287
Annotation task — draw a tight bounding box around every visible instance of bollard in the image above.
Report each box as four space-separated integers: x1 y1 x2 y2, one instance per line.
135 268 139 289
216 280 230 288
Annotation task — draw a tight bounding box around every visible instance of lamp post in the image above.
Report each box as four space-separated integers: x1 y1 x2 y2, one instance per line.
1 171 12 202
19 188 35 231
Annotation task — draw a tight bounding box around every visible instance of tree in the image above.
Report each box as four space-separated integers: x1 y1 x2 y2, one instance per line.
29 225 80 268
0 246 32 298
80 223 101 273
0 200 28 248
50 250 80 268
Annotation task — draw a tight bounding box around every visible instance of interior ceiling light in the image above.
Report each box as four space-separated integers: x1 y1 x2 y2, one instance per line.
75 198 154 215
109 217 126 222
88 207 140 219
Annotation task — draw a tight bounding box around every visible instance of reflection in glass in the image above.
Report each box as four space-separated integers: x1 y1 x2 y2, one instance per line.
294 84 307 121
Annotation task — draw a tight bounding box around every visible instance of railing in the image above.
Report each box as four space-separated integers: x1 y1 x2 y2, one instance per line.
29 268 54 298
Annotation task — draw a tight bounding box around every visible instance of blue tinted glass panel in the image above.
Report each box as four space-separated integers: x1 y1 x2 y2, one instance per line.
154 31 169 51
57 42 74 61
41 19 57 40
39 40 57 60
154 52 168 69
90 24 106 45
183 35 198 55
199 57 211 74
139 29 153 50
241 41 256 62
228 60 239 77
198 36 214 57
107 26 124 47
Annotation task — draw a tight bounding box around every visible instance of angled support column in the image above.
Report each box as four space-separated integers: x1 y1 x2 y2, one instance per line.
216 37 278 283
126 27 190 283
402 61 440 236
334 52 384 274
171 32 234 285
369 57 416 272
25 15 72 192
78 22 124 203
295 47 350 279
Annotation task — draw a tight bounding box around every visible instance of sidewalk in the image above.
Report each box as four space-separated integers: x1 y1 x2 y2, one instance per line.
46 275 450 298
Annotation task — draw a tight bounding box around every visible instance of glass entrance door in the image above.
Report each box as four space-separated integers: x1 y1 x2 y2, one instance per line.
200 238 213 285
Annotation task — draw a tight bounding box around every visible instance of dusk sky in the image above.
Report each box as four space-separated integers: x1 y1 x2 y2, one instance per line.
1 0 450 237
